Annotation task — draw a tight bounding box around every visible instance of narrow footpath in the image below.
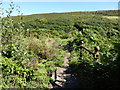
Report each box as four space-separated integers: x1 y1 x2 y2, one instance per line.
49 51 80 89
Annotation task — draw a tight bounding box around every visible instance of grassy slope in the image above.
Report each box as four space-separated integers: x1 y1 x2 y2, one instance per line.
2 10 120 88
10 10 118 22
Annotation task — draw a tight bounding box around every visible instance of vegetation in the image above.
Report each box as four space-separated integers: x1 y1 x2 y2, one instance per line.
0 1 120 89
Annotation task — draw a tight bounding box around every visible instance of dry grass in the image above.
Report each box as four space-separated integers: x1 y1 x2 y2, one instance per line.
102 16 119 19
22 36 60 60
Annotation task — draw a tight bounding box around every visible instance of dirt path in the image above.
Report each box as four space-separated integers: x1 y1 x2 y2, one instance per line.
50 51 80 89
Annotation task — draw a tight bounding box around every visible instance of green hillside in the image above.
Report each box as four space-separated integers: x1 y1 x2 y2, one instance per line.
1 9 120 89
10 10 118 21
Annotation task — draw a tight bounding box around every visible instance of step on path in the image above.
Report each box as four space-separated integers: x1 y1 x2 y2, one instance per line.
49 52 80 89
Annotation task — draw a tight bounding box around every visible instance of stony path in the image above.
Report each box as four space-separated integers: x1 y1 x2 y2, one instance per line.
49 51 80 89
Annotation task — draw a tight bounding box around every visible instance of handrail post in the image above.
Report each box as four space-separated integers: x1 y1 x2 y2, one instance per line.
93 46 100 61
79 41 84 60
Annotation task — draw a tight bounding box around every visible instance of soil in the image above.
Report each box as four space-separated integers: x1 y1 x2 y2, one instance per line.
50 51 80 89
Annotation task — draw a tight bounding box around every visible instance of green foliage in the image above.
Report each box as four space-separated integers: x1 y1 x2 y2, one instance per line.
1 1 119 88
2 57 50 88
69 17 120 88
1 1 65 88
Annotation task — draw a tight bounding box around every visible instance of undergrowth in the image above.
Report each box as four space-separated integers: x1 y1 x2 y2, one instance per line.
1 1 120 89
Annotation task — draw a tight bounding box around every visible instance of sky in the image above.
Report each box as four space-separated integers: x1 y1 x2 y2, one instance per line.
1 0 119 17
2 0 120 2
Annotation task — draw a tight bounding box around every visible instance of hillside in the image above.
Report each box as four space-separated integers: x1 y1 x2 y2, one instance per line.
1 10 120 89
10 10 118 21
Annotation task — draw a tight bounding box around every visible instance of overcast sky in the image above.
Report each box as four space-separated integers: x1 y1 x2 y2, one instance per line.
2 0 120 2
